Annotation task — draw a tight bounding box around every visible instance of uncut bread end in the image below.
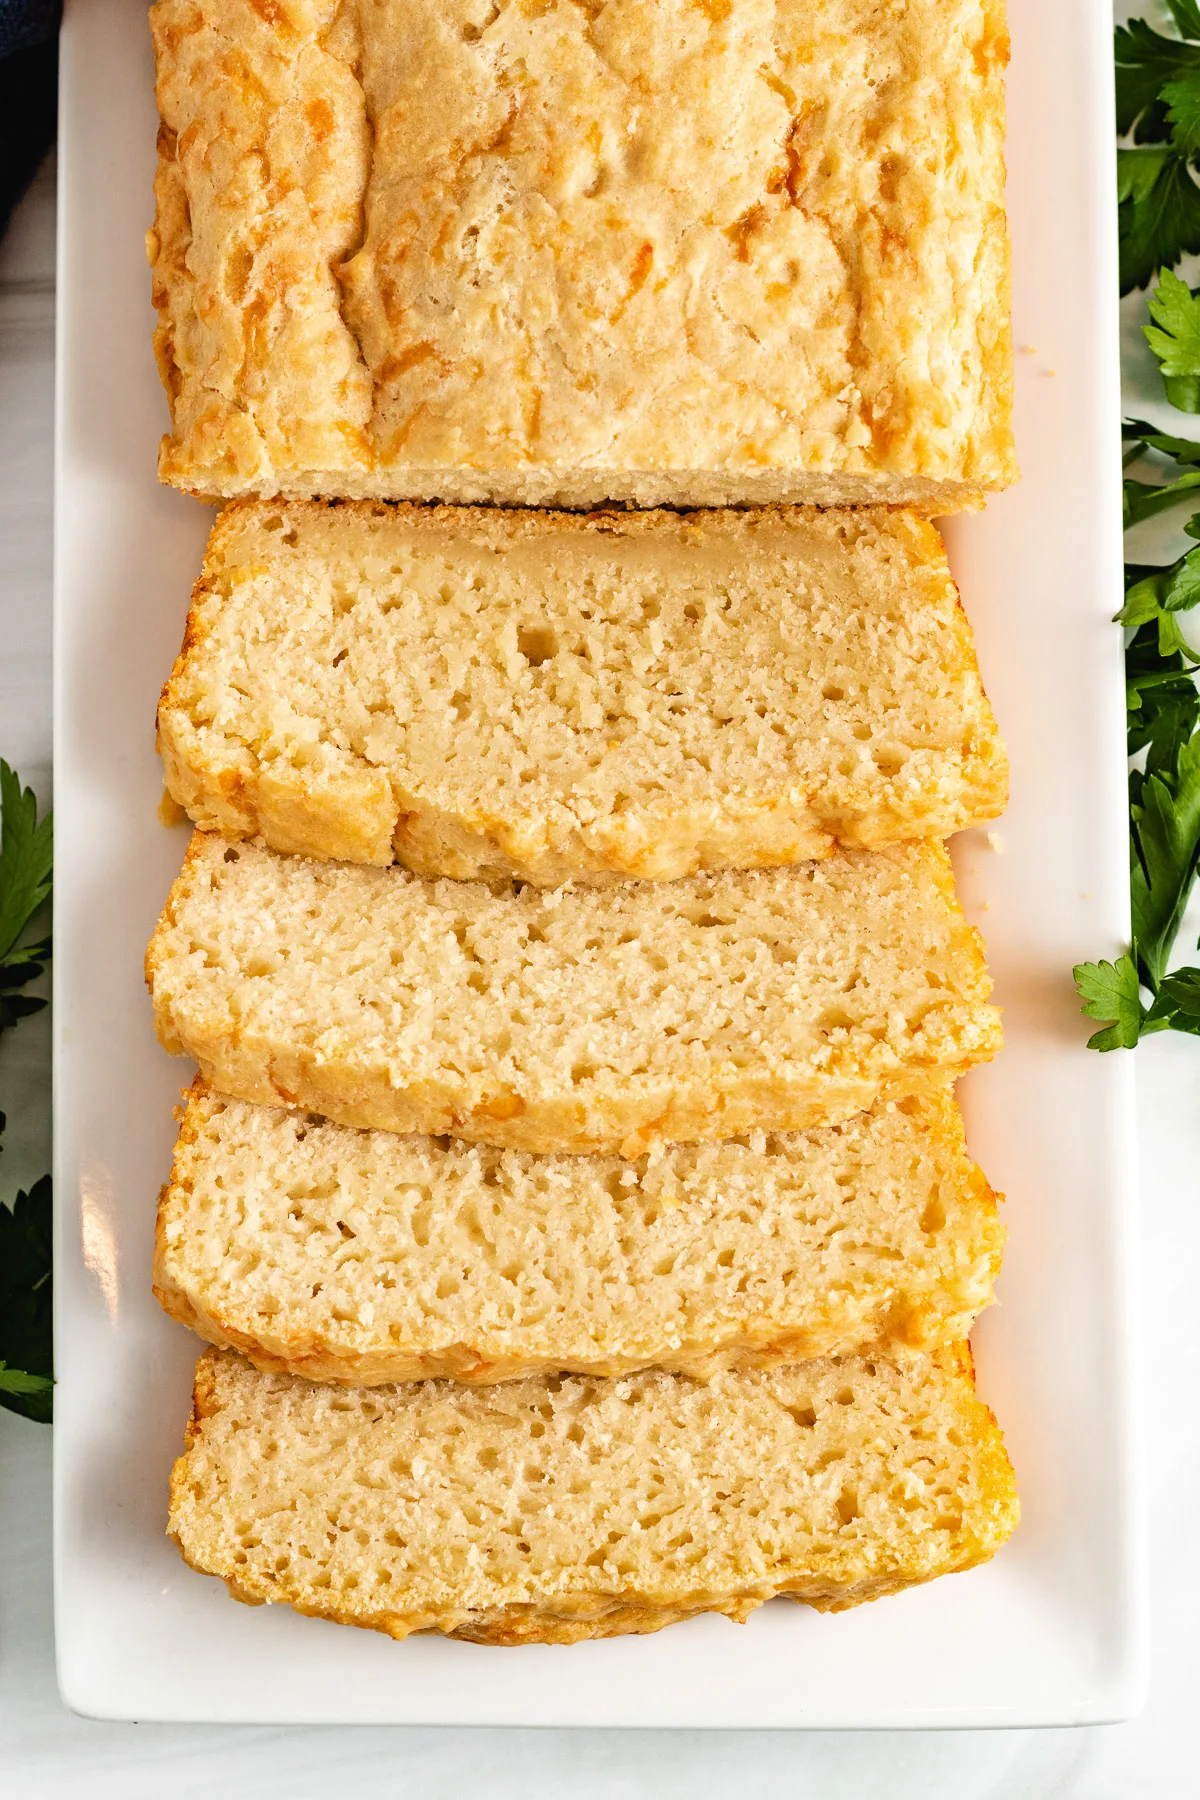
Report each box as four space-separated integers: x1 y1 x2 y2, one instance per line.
157 502 1008 886
154 1081 1003 1384
145 834 1001 1154
168 1346 1020 1645
149 1 1014 511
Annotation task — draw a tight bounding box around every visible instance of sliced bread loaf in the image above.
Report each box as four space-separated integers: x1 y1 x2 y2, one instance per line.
146 834 1000 1154
169 1345 1019 1644
158 502 1007 885
155 1082 1003 1383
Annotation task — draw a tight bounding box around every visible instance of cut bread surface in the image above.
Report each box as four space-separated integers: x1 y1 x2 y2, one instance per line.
169 1345 1019 1644
155 1082 1004 1384
146 834 1001 1154
149 0 1013 508
158 502 1008 885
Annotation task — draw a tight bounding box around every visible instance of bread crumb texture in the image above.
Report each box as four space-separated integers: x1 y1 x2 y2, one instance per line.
145 833 1001 1153
159 502 1008 883
169 1345 1019 1643
149 0 1015 507
155 1081 1004 1382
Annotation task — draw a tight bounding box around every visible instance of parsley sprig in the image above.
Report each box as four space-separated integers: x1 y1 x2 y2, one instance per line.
0 761 53 1422
0 760 52 1034
1074 424 1200 1048
1084 16 1200 1059
0 1168 52 1424
1117 5 1200 292
1122 415 1200 522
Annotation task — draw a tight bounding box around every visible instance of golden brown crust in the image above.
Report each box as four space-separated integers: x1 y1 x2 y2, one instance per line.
152 1282 983 1388
174 1560 1002 1645
156 1022 993 1159
171 1565 996 1645
443 1562 1000 1644
149 0 1015 509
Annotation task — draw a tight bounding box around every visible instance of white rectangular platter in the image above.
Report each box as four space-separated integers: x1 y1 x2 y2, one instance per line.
52 0 1146 1726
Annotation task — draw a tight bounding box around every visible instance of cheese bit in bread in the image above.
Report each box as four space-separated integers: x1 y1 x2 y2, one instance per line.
145 834 1001 1154
158 502 1008 885
154 1081 1004 1384
149 0 1014 509
169 1345 1020 1644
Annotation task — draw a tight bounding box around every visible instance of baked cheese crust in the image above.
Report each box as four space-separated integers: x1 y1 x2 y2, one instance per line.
148 0 1015 508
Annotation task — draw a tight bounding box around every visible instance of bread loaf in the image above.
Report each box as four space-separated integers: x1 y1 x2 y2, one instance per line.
155 1081 1004 1383
146 834 1001 1153
148 0 1014 509
169 1345 1019 1643
159 502 1007 884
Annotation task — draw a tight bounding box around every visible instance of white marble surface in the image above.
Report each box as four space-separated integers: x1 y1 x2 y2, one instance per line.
1 146 1198 1794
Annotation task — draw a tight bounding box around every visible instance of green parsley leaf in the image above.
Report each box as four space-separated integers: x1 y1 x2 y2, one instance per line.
1118 572 1200 660
1073 953 1149 1050
1119 571 1168 631
1147 964 1200 1033
0 761 52 1039
1164 544 1200 612
1121 423 1200 526
1116 17 1200 142
1130 730 1200 988
1167 2 1200 48
0 935 50 975
0 1173 52 1424
1117 534 1200 660
1123 469 1200 528
1165 72 1200 160
1127 622 1200 770
0 761 52 963
0 1363 53 1399
1123 418 1200 463
1144 268 1200 408
1118 145 1200 293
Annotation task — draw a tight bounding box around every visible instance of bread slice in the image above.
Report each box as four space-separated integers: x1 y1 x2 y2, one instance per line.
169 1345 1019 1644
146 834 1000 1154
157 502 1007 885
149 1 1014 510
155 1082 1003 1384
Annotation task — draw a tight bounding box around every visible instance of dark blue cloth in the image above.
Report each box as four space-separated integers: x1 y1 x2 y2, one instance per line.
0 1 58 239
0 0 58 57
